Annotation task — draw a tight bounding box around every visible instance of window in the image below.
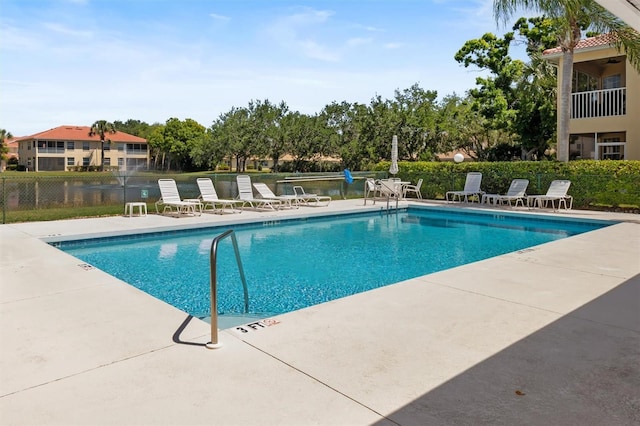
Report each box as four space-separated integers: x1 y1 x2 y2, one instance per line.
67 157 75 166
83 157 90 166
601 145 624 160
37 141 65 153
67 141 75 150
126 143 148 153
600 137 625 160
118 158 124 167
103 158 111 167
572 70 598 92
603 74 621 90
104 143 110 151
83 142 90 151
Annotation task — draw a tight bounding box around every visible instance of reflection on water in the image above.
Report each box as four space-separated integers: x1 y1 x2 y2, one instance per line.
159 243 178 259
2 176 176 209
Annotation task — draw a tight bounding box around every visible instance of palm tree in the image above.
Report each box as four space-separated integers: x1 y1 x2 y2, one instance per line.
89 120 117 171
493 0 640 161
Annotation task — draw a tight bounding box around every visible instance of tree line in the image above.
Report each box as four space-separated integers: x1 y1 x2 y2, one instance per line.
112 16 563 172
6 2 635 171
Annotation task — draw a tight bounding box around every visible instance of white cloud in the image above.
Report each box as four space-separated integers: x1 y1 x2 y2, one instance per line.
346 37 372 48
296 39 340 62
0 24 42 51
353 24 385 33
266 7 339 61
383 42 403 49
287 8 334 25
210 13 231 21
43 22 93 38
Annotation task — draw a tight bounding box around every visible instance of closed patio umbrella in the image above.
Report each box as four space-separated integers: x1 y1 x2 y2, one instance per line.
389 135 399 175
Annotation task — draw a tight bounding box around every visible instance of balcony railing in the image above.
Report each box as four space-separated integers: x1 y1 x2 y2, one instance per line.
571 87 626 119
37 147 66 154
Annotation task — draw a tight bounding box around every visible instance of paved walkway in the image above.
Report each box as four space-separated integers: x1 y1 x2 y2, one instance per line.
1 200 638 425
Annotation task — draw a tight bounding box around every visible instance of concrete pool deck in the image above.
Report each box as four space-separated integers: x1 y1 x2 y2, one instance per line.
1 199 638 425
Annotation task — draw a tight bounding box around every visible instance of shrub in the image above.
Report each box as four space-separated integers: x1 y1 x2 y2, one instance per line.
373 160 640 211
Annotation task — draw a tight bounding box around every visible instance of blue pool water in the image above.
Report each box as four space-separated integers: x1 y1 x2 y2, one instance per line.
57 207 612 318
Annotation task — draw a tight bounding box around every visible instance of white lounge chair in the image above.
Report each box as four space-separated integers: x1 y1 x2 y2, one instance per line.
364 178 381 205
236 175 282 211
482 179 529 207
155 179 201 216
196 178 242 214
252 182 299 209
402 178 423 199
377 179 401 208
293 185 331 207
527 180 573 211
446 172 484 203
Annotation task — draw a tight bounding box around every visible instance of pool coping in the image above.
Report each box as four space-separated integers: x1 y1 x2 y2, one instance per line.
1 199 639 425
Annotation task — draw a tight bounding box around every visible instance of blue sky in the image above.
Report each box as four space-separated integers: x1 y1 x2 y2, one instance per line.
1 0 517 136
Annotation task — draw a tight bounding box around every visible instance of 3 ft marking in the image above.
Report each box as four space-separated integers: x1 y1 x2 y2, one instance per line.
234 318 280 334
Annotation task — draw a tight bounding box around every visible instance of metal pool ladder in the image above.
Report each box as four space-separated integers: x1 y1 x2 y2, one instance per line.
207 229 249 349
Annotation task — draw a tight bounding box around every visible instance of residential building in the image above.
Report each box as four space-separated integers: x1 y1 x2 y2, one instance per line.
543 34 640 160
17 125 149 172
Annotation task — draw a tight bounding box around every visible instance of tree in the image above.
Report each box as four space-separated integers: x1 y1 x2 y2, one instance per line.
219 107 253 172
455 32 523 133
89 120 116 171
511 17 559 159
145 119 206 171
436 94 479 158
162 118 206 171
281 112 328 172
494 0 640 162
113 119 158 140
361 94 398 164
247 99 289 172
512 51 557 159
320 101 368 169
391 84 440 160
147 125 169 170
0 128 13 162
190 127 226 171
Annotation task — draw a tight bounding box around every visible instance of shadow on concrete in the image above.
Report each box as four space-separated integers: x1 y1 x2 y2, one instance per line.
375 274 640 425
172 314 207 347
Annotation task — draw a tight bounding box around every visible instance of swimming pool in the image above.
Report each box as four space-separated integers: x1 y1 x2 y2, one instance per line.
57 207 613 320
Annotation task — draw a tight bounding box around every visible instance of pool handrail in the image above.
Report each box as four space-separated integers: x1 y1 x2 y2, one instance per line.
207 229 249 349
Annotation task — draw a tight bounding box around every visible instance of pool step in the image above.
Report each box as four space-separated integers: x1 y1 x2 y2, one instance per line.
199 313 271 330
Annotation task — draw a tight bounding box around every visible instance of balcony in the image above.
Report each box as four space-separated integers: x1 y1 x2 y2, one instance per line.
36 147 66 154
571 87 626 119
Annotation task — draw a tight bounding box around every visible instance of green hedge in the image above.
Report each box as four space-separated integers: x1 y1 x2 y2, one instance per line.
373 160 640 211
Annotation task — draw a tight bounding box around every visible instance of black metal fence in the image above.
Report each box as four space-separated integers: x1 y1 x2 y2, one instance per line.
0 172 388 223
1 170 637 223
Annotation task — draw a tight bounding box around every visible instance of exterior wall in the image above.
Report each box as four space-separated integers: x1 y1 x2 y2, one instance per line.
623 60 640 160
554 44 640 160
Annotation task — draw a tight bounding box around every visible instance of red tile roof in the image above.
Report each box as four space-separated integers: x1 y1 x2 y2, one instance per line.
543 33 618 55
27 125 146 143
